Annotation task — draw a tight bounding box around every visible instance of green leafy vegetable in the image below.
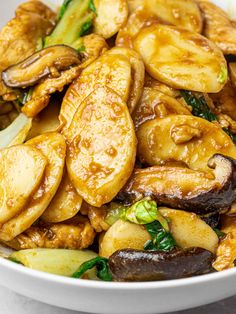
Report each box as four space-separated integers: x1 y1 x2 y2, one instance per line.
105 202 126 226
78 20 93 37
214 228 226 240
72 257 112 281
144 221 177 252
121 198 169 231
58 0 73 20
217 66 228 84
89 0 97 14
181 91 236 146
44 0 95 49
181 91 217 122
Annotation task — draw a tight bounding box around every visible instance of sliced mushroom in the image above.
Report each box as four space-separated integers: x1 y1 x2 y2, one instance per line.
0 132 66 241
60 52 132 135
199 1 236 55
117 154 236 215
134 24 227 93
2 45 81 88
137 115 236 174
66 86 136 207
144 74 180 98
132 87 191 128
109 248 215 281
0 0 56 97
5 217 95 250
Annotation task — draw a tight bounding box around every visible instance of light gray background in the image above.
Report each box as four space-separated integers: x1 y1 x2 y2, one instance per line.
0 285 235 314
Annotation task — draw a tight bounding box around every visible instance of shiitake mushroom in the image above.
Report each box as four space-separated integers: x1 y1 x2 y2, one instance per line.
109 248 215 281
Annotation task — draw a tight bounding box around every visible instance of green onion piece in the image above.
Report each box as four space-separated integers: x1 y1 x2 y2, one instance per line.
72 257 112 281
89 0 97 14
58 0 73 20
78 20 93 37
217 66 228 84
144 221 177 252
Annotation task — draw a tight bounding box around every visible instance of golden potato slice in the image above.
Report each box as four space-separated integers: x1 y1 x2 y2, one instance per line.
99 219 151 258
137 115 236 173
116 7 161 49
134 24 227 93
0 133 66 241
213 215 236 271
94 0 128 39
159 208 218 254
106 47 145 113
199 1 236 55
26 100 60 140
145 0 202 33
66 86 137 207
42 171 83 223
0 145 47 225
60 53 132 135
127 0 144 13
132 87 191 128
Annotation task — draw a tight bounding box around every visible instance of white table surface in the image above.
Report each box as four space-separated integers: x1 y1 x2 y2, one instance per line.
0 285 235 314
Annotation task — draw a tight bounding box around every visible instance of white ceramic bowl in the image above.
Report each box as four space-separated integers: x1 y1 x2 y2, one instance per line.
0 1 236 313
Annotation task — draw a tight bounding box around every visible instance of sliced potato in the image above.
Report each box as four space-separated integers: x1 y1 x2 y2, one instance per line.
144 74 180 98
132 87 191 128
145 0 202 33
213 215 236 271
199 1 236 55
116 7 161 49
159 208 218 254
127 0 144 13
26 100 60 140
0 145 47 224
134 24 227 93
60 53 132 135
42 171 83 223
66 86 137 207
0 133 66 241
10 249 98 278
106 47 145 113
94 0 128 39
137 115 236 173
99 219 151 258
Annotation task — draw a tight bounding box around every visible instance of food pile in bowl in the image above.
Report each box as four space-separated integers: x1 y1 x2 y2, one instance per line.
0 0 236 282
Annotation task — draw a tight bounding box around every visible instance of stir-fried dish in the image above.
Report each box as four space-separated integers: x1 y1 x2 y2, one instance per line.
1 0 236 282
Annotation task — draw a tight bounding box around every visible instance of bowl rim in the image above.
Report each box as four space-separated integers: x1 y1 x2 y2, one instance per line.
1 256 236 290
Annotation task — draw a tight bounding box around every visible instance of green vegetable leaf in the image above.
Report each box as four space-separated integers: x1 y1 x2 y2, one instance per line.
121 198 169 231
58 0 73 20
214 228 226 240
181 91 236 146
144 221 177 252
72 257 112 281
181 91 217 122
217 66 228 84
89 0 97 14
78 20 93 37
77 45 86 53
